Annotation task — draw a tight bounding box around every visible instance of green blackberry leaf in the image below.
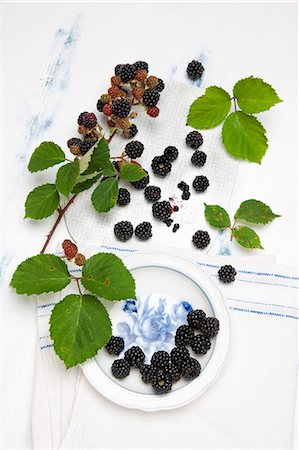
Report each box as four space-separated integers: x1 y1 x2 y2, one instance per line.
28 142 66 173
187 86 231 129
119 163 147 182
232 226 263 249
50 294 112 368
222 112 268 163
25 184 60 219
204 204 231 229
56 160 80 197
71 172 101 194
233 77 282 114
10 254 71 295
234 199 280 224
81 253 136 301
79 138 114 176
91 178 118 213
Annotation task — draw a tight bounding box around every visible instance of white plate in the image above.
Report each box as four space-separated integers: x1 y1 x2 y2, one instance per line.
82 252 230 411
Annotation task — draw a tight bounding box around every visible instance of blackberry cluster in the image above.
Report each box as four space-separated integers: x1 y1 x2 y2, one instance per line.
67 112 102 157
114 221 134 241
117 188 131 206
199 317 220 337
152 201 172 221
111 359 131 379
105 336 125 356
135 222 152 241
187 309 206 330
186 60 205 80
193 175 209 192
175 325 194 347
191 150 207 167
125 141 144 159
177 181 191 201
163 146 179 162
144 185 161 202
130 171 150 190
192 230 211 249
186 131 204 149
124 346 145 368
151 155 172 177
218 265 237 283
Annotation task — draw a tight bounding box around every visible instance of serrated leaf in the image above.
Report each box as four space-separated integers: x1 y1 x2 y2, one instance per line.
234 199 280 224
187 86 231 129
119 163 147 182
232 226 263 249
56 160 80 197
28 142 66 173
25 184 60 219
222 111 268 163
204 204 231 229
10 254 71 295
91 178 118 213
50 294 112 368
233 77 282 114
79 138 114 176
82 253 136 301
71 173 101 194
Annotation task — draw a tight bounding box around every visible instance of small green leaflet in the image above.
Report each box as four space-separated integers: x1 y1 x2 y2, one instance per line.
204 204 231 229
91 178 118 213
119 163 147 182
233 77 282 114
187 86 231 129
222 111 268 163
79 138 114 176
10 254 71 295
82 253 136 301
28 142 66 173
232 226 263 249
25 184 60 219
71 173 101 194
50 294 112 368
234 199 280 224
56 160 80 197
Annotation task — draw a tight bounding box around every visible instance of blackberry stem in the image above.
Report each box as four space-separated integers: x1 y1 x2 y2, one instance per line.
230 221 236 241
75 278 83 296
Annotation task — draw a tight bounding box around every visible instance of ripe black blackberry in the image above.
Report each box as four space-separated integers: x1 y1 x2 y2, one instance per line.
173 205 179 212
79 137 98 155
152 201 172 221
182 191 191 200
191 151 207 167
186 60 205 80
114 221 134 241
170 346 190 369
96 99 105 112
114 64 123 76
184 357 201 380
177 181 189 191
191 334 211 355
113 160 121 172
124 346 145 368
152 371 172 395
151 351 170 369
123 124 138 139
163 146 179 162
151 155 172 177
130 171 149 190
169 364 182 382
175 325 194 347
140 364 155 384
192 230 211 249
143 89 160 107
134 61 149 71
187 309 206 330
156 78 165 92
186 131 204 149
77 112 97 129
173 223 180 233
119 63 136 83
111 359 131 379
105 336 125 356
193 175 209 192
199 317 220 337
112 99 131 118
117 188 131 206
144 185 161 202
164 218 173 227
125 141 144 159
135 222 152 241
218 265 237 283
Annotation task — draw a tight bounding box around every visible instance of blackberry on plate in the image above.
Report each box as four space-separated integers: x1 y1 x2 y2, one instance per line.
96 99 105 112
186 131 204 149
199 317 220 337
169 364 182 382
175 325 194 347
140 364 155 384
193 175 209 192
130 171 149 190
186 60 205 80
170 346 190 369
125 140 144 159
111 359 130 379
151 351 170 369
117 188 131 206
135 222 152 241
119 63 136 83
134 61 149 71
152 201 172 221
144 185 161 202
112 99 131 118
143 89 160 107
163 146 179 162
191 334 211 355
156 78 165 92
105 336 125 356
177 181 189 191
124 346 145 367
164 218 173 227
114 221 134 241
151 155 172 177
191 150 207 167
218 265 237 283
173 223 180 233
192 230 211 249
123 124 138 139
187 309 206 329
152 371 172 395
184 357 201 380
182 191 191 200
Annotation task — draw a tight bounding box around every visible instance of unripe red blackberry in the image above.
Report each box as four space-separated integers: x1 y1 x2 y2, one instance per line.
132 86 145 100
62 239 78 259
103 104 112 116
111 75 122 86
100 94 111 104
135 69 148 82
117 117 130 129
147 106 160 117
146 76 159 89
74 253 86 266
108 86 121 99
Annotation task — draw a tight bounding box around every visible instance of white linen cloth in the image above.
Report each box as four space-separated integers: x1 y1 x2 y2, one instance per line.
32 240 298 449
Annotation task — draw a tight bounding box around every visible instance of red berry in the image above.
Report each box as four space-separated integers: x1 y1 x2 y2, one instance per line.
147 106 160 117
108 86 121 99
103 103 112 116
62 240 78 259
111 75 121 86
74 253 86 266
132 87 144 100
135 69 147 82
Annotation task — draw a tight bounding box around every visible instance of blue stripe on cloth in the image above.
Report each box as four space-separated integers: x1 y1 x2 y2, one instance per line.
227 297 299 311
229 306 298 320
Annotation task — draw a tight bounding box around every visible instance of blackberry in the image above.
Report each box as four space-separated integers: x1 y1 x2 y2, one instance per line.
152 201 172 221
117 188 131 206
143 89 160 107
152 372 172 395
114 221 134 241
112 99 131 118
175 325 194 347
187 309 206 330
199 317 220 337
193 175 209 192
170 346 190 369
186 131 204 149
96 99 105 112
147 106 160 118
172 223 180 233
164 218 173 227
105 336 125 356
79 137 98 155
191 334 211 355
218 265 237 283
144 185 161 202
186 60 204 80
151 351 170 369
184 358 201 380
111 359 130 379
192 230 211 249
113 160 121 172
134 61 149 71
135 222 152 241
114 64 123 76
140 364 155 384
163 146 179 162
123 124 138 139
173 205 179 212
191 151 207 167
67 138 81 155
151 155 172 177
125 141 144 159
77 112 97 129
182 191 191 200
177 181 189 191
169 364 182 382
156 78 165 92
124 346 145 368
119 63 136 83
130 171 149 190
